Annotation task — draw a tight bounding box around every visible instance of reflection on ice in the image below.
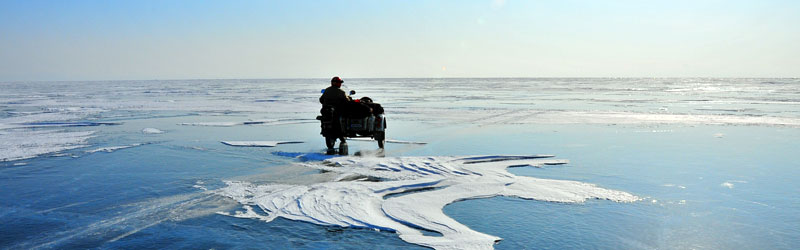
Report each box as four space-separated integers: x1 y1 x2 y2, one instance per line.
215 155 639 249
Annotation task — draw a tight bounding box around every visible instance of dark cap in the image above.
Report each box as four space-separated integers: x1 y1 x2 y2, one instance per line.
331 76 344 84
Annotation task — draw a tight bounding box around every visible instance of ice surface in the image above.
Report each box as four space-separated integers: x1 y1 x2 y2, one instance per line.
16 121 122 128
0 110 104 161
394 109 800 127
179 119 315 127
522 111 800 127
7 192 237 249
0 113 83 130
4 79 799 132
215 155 639 249
271 151 340 161
179 121 243 127
721 180 747 189
349 138 428 144
1 79 798 249
85 143 149 153
0 112 84 124
141 128 164 134
220 141 304 147
0 130 95 161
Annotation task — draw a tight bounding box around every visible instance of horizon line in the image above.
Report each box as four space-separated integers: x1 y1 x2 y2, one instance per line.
3 76 799 83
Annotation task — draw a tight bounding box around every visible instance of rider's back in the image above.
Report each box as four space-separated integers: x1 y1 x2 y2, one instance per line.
319 86 348 108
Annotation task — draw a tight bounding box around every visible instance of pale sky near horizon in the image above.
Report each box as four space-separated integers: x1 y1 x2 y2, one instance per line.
1 0 798 81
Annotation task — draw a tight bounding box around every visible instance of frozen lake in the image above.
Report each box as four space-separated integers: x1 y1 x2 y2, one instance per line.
1 78 799 249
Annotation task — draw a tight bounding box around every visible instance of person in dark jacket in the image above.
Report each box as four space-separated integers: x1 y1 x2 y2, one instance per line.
320 76 350 153
319 76 350 108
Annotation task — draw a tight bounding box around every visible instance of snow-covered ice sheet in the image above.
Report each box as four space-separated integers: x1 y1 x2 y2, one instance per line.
0 130 95 162
0 109 106 162
214 155 638 250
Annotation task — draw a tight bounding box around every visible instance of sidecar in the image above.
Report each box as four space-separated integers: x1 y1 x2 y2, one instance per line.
317 96 386 152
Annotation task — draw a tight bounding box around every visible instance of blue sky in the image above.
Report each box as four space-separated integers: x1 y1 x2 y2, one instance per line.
1 0 798 80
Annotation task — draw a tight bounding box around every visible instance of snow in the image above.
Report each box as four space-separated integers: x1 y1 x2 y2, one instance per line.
214 155 639 249
0 130 95 162
142 128 164 134
0 109 105 162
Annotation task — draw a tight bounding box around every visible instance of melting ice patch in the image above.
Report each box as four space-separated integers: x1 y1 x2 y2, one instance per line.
214 155 639 249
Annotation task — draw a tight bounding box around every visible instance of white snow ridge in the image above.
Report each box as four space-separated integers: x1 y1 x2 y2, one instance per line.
214 155 640 250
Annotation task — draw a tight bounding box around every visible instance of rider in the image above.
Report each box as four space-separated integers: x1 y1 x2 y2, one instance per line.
319 76 350 153
320 76 350 107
